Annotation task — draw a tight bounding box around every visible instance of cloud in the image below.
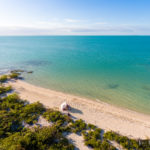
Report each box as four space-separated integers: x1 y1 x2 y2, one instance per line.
0 21 150 35
65 26 136 35
95 22 108 25
64 18 80 23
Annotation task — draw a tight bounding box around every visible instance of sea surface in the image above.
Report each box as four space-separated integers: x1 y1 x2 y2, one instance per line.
0 36 150 114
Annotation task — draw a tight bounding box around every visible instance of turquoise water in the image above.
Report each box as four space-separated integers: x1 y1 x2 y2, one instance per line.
0 36 150 114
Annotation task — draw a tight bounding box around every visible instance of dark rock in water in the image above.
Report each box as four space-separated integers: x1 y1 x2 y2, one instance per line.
11 69 25 74
108 84 119 89
142 85 150 91
27 71 33 74
22 60 51 66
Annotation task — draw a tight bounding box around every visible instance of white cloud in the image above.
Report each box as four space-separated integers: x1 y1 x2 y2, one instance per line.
95 22 108 25
0 20 150 35
64 18 80 23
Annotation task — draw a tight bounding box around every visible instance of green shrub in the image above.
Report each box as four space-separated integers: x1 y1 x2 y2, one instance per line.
0 93 25 111
0 110 23 138
9 73 20 79
0 126 74 150
83 129 116 150
83 128 101 141
0 75 8 83
21 102 45 125
103 131 150 150
70 119 87 133
0 86 12 95
2 93 19 102
42 109 68 124
87 123 97 130
99 140 117 150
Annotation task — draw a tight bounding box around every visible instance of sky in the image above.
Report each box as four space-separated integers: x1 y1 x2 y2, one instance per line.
0 0 150 35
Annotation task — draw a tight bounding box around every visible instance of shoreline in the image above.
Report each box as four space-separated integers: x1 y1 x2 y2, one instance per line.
8 79 150 139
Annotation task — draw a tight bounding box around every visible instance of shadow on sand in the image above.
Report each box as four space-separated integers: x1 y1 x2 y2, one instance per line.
69 107 83 114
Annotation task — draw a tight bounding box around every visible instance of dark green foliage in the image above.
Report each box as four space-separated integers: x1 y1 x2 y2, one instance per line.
0 110 23 138
0 92 74 150
0 93 26 111
9 72 20 79
0 126 74 150
42 109 69 124
83 128 116 150
104 131 150 150
138 140 150 150
0 94 27 138
95 140 117 150
70 119 87 133
21 102 46 125
87 123 97 130
83 128 101 147
0 75 8 83
0 85 12 95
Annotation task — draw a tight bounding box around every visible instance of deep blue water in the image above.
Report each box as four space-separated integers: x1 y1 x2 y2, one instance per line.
0 36 150 114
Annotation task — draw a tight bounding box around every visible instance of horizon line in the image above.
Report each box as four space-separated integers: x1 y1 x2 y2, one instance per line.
0 35 150 37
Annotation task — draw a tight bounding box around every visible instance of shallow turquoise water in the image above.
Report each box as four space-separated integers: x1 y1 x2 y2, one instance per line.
0 36 150 114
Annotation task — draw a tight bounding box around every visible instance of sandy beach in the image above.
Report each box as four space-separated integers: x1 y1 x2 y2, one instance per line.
8 80 150 139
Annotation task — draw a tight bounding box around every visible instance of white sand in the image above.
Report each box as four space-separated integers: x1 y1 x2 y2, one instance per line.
9 80 150 139
67 133 91 150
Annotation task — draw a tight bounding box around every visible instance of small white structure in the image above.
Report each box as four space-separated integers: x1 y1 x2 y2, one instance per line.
60 101 69 111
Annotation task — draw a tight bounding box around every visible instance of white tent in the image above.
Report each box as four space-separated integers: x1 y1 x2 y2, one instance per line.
60 101 69 111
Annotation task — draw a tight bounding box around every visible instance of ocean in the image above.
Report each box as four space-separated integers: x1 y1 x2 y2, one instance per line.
0 36 150 114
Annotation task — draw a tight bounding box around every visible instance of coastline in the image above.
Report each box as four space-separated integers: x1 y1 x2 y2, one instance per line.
8 79 150 139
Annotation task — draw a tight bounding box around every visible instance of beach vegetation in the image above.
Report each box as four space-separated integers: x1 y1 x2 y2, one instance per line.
21 102 46 125
0 93 25 111
70 119 87 133
0 126 74 150
0 93 74 150
87 123 97 130
0 85 12 95
104 131 150 150
83 128 116 150
0 75 8 83
43 109 67 124
9 72 20 79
